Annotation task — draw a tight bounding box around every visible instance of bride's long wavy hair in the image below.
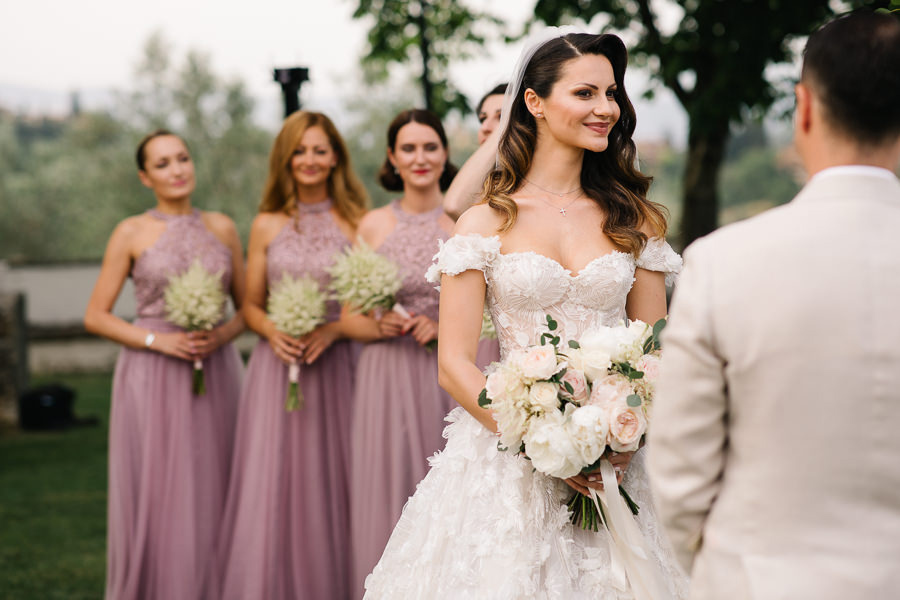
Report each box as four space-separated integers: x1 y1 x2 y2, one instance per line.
483 33 666 256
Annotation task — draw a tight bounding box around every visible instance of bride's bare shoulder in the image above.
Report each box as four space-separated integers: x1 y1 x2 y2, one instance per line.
453 203 504 238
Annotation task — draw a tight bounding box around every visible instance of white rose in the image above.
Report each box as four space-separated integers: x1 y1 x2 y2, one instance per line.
528 381 560 413
559 367 589 404
580 349 612 383
524 412 582 479
520 345 561 381
607 402 647 453
567 404 609 465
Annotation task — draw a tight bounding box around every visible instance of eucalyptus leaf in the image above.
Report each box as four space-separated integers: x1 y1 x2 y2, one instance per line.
478 388 490 408
568 340 581 349
626 394 642 407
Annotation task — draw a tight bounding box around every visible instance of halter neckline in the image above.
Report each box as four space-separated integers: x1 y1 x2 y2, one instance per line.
296 198 333 214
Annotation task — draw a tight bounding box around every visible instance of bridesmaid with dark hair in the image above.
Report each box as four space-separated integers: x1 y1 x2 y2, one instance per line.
348 108 457 597
84 129 245 599
216 110 369 600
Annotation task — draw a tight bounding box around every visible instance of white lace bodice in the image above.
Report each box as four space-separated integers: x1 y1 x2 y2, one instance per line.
427 234 682 358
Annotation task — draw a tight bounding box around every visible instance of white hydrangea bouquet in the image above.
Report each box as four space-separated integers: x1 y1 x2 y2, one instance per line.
327 242 435 349
478 314 666 532
267 274 327 411
164 259 226 396
327 242 403 315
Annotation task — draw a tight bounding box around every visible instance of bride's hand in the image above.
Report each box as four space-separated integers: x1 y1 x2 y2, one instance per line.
564 451 633 496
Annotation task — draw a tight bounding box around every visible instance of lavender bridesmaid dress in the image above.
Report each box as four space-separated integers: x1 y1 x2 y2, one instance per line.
106 209 242 600
217 200 358 600
349 201 454 597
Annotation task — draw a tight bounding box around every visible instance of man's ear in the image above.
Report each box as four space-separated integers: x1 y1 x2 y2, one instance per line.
794 82 813 135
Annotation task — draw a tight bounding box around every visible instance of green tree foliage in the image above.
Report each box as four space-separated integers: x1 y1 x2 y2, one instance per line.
0 33 271 262
531 0 886 247
351 0 503 117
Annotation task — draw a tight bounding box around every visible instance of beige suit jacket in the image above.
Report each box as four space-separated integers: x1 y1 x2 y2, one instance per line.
648 169 900 599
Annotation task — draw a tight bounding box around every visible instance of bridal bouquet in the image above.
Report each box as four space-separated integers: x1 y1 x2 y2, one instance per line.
267 274 327 411
164 259 226 395
478 315 666 531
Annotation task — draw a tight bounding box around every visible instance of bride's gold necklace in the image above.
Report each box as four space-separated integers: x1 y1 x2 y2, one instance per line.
524 177 582 216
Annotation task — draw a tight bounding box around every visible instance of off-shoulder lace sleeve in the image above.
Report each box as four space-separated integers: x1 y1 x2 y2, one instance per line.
425 233 501 284
636 237 683 288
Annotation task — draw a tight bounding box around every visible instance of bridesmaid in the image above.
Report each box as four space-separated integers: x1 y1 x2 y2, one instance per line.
217 110 368 600
83 129 245 600
349 108 457 597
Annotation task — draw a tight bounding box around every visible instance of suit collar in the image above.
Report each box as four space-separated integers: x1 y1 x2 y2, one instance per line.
793 167 900 206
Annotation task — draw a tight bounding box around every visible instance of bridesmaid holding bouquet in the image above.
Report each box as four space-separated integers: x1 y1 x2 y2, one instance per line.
216 111 368 600
84 129 245 600
348 108 457 597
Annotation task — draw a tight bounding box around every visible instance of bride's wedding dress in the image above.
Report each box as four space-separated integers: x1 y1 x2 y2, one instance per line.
363 233 688 599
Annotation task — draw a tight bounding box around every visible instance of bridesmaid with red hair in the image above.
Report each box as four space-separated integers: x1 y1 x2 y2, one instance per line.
217 111 369 600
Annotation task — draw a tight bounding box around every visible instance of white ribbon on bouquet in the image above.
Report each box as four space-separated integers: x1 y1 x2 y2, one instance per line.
588 459 673 600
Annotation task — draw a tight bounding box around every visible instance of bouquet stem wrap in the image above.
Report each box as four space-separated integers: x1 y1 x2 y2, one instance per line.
588 459 672 600
285 362 303 411
192 358 205 396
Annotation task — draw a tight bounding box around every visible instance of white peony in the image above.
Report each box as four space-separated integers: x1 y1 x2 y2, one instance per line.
587 373 634 409
491 395 530 451
567 404 609 466
579 325 630 362
523 412 582 479
633 353 661 399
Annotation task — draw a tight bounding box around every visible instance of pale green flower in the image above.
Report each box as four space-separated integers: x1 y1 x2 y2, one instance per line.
267 274 327 337
328 242 402 313
164 259 226 331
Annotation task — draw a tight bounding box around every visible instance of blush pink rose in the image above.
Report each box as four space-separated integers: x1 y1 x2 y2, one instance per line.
520 345 560 381
608 404 647 452
560 368 589 404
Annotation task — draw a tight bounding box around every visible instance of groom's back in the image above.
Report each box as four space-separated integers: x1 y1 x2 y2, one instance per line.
654 172 900 598
699 174 900 546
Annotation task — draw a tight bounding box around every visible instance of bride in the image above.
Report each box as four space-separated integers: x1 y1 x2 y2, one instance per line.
364 30 688 599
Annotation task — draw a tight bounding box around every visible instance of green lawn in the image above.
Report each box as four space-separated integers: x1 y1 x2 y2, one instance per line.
0 372 112 599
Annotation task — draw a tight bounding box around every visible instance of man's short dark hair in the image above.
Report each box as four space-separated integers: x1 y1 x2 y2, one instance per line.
801 10 900 146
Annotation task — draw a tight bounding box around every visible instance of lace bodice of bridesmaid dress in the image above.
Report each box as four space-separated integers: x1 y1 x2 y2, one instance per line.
132 209 233 320
427 234 682 358
266 199 351 322
376 200 449 322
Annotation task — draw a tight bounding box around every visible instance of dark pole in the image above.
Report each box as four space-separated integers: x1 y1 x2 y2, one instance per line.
273 67 310 118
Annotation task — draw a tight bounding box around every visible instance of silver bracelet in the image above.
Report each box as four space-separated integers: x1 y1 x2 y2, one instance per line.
144 332 156 348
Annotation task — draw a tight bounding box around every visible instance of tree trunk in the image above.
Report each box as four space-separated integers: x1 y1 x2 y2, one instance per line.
416 9 434 112
679 120 730 249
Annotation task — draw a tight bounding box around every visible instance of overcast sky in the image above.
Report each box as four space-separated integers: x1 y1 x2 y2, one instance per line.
0 0 687 141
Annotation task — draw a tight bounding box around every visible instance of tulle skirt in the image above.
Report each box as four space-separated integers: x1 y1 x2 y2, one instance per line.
217 338 359 600
350 335 455 598
364 408 690 599
106 318 242 600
